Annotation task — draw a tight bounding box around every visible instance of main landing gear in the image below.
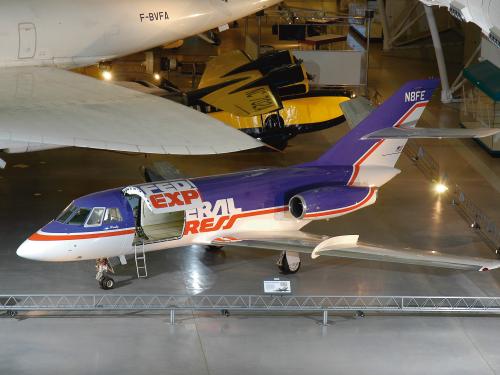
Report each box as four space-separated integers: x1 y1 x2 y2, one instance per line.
277 251 301 274
96 258 115 290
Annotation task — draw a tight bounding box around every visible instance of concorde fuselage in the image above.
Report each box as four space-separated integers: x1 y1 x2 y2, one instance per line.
0 0 279 68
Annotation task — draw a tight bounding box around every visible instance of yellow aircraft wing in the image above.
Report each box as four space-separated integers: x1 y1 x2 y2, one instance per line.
198 50 252 88
192 50 308 117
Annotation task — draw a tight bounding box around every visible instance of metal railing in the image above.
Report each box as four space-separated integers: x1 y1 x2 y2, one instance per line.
404 140 500 254
452 185 500 252
2 295 500 324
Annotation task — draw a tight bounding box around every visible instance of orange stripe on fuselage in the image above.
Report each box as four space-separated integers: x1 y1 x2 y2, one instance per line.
347 101 428 186
347 140 384 185
29 229 135 241
184 206 288 235
303 187 376 219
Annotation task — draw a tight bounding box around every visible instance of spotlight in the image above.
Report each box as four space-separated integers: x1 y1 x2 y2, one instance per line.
434 182 448 194
154 73 161 81
102 71 113 81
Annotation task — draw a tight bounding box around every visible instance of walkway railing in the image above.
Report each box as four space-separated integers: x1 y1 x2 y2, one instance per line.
405 141 500 254
2 295 500 324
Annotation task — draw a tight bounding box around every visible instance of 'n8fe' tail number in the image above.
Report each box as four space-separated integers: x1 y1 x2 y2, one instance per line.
404 90 426 102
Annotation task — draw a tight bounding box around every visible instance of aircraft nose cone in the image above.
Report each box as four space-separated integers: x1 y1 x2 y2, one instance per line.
16 240 38 260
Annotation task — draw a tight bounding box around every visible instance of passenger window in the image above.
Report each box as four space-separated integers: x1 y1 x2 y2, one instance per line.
85 207 106 227
68 208 91 226
104 208 123 224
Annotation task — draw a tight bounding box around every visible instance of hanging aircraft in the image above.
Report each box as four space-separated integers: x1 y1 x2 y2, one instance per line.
419 0 500 46
0 0 283 167
129 50 352 149
189 50 352 149
17 79 500 289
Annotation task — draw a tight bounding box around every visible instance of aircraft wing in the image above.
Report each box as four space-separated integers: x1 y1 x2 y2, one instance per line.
339 97 374 129
206 232 500 271
0 67 262 156
198 50 252 89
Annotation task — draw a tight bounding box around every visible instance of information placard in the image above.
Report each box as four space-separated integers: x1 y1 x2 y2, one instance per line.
263 278 291 294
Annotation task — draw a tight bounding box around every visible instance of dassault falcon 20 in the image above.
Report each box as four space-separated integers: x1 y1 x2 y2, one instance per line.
17 79 500 289
0 0 282 168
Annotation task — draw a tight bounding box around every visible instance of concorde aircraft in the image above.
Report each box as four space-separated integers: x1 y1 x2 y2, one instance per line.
419 0 500 45
0 0 282 168
17 79 500 289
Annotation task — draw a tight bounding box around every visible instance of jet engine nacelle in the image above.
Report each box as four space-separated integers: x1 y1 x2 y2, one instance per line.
289 186 377 220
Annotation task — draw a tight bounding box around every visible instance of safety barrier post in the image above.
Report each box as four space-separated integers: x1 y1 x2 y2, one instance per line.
322 310 329 326
170 309 175 325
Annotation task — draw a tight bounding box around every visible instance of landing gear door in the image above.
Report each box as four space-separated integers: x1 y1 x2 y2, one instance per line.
18 23 37 59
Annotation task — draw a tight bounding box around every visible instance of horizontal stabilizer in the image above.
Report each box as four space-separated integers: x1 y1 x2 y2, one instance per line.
339 97 374 129
142 161 184 182
362 127 500 140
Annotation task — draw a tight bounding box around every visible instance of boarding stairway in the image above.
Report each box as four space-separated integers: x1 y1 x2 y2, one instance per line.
134 241 148 278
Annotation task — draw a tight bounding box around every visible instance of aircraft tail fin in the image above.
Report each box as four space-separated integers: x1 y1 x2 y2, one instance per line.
306 79 440 184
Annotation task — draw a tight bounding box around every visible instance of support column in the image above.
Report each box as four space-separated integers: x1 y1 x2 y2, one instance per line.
424 5 452 103
365 10 374 95
256 10 264 57
377 0 391 50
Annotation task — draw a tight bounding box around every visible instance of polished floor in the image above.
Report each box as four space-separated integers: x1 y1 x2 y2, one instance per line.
1 10 500 375
2 314 500 375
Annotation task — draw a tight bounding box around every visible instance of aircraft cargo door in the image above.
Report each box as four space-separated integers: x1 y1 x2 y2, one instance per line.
18 23 36 59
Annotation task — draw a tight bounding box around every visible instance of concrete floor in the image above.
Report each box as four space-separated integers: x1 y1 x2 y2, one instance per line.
2 314 500 375
1 9 500 375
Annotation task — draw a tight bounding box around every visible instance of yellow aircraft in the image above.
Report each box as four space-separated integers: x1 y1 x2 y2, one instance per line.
187 50 351 149
208 89 350 149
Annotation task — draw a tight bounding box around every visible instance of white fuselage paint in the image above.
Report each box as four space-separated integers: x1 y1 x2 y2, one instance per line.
18 209 310 261
0 0 280 68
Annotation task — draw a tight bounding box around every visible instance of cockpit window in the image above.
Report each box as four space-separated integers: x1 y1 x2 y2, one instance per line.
104 208 123 224
67 208 91 226
85 207 106 227
56 202 76 223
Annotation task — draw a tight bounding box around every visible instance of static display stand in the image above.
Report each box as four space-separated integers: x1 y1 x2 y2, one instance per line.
263 278 292 294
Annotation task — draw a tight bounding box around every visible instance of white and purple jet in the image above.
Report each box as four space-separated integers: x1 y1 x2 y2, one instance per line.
17 79 500 289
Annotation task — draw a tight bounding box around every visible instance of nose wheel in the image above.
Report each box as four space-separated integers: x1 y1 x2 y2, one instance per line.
96 258 115 290
99 276 115 290
277 251 301 274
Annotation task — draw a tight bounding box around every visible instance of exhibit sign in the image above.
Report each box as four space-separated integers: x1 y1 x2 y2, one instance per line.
264 278 292 294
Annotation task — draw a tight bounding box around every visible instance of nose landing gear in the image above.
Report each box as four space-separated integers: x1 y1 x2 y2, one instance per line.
96 258 115 290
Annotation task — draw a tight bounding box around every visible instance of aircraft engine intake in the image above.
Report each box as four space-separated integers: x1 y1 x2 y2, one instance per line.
289 186 377 220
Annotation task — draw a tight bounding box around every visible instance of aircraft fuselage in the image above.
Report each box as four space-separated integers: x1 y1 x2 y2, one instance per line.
0 0 279 68
16 166 380 261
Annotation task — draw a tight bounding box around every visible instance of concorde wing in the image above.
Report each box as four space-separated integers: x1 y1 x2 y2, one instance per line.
0 67 262 156
206 232 500 271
